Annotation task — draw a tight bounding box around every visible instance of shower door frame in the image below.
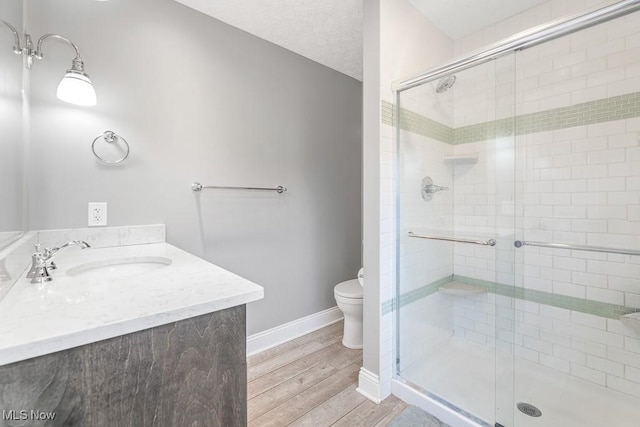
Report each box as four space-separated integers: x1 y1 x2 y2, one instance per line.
393 0 640 94
392 0 640 425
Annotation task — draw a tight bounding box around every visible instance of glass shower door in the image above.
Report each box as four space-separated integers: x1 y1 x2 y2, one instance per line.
511 13 640 427
396 53 517 426
397 7 640 427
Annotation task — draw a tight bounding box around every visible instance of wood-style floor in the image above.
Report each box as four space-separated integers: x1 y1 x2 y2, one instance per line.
247 321 407 426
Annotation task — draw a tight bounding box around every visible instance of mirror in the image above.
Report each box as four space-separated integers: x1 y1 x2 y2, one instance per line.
0 0 26 251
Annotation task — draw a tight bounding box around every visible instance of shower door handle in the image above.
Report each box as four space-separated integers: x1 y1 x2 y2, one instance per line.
408 232 496 246
514 240 640 256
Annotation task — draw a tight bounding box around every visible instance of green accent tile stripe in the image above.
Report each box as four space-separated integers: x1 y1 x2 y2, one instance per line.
381 276 452 316
382 275 639 319
454 92 640 144
452 275 638 319
381 100 395 127
381 299 393 316
381 101 454 144
516 92 640 134
453 117 514 145
382 91 640 145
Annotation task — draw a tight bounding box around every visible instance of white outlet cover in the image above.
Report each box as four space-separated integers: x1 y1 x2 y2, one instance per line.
88 202 108 227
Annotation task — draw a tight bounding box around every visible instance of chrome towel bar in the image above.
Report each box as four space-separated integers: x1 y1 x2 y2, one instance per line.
191 182 287 194
408 231 496 246
514 240 640 256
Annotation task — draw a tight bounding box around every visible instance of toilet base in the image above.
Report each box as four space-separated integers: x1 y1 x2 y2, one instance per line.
339 306 363 349
335 280 363 350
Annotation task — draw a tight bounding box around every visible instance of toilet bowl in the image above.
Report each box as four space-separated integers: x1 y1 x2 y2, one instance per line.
334 271 363 349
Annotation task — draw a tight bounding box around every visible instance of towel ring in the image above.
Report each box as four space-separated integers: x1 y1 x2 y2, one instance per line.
92 130 130 164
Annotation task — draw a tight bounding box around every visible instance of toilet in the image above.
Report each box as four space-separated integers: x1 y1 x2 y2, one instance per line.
334 268 363 349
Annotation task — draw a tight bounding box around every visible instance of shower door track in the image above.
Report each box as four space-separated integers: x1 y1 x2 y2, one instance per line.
393 0 640 93
393 376 493 427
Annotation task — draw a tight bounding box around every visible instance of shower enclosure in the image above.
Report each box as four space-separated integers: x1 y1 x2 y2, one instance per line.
395 2 640 426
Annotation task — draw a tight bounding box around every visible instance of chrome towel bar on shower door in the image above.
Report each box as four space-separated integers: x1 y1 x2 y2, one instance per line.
408 232 496 246
191 182 287 194
514 240 640 256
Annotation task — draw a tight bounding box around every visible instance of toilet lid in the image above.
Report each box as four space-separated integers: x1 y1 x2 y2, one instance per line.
335 279 363 298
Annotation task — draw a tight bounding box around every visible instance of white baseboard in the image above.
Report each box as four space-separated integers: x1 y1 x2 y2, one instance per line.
391 379 487 427
356 367 382 403
247 306 343 357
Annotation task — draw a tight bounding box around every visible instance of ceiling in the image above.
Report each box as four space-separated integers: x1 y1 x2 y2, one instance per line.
173 0 550 83
173 0 363 81
409 0 550 40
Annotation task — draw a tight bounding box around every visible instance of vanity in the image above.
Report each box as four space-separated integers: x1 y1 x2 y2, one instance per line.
0 225 264 427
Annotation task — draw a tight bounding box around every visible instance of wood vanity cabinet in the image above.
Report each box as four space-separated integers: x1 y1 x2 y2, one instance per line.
0 306 247 427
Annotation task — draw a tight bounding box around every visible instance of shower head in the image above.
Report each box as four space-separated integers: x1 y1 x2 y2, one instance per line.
435 75 456 93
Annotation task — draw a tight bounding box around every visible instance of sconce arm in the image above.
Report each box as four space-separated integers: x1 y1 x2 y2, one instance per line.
0 20 22 54
35 33 82 61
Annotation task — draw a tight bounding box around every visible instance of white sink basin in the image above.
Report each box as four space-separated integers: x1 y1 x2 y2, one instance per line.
66 256 172 280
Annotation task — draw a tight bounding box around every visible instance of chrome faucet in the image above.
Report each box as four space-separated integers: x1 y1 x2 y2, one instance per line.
27 240 91 284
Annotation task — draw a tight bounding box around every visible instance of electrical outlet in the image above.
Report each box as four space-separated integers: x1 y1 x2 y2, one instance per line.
88 202 107 227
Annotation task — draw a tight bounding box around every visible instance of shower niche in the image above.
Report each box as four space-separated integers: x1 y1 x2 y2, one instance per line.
395 7 640 427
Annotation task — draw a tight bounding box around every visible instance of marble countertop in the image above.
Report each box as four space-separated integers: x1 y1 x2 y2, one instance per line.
0 242 264 366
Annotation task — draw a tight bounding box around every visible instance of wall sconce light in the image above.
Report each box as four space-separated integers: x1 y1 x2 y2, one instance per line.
1 20 97 106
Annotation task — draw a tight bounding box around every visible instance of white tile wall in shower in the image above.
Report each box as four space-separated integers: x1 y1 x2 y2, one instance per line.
444 2 640 402
450 120 640 398
453 293 640 397
376 0 455 400
380 112 396 398
397 128 456 372
399 293 454 373
454 0 620 58
399 130 454 289
452 9 640 129
401 82 455 128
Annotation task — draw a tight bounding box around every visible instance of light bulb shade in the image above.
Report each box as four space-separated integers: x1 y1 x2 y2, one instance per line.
56 71 97 106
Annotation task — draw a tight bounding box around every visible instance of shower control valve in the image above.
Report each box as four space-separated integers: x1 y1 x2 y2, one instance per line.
421 176 449 201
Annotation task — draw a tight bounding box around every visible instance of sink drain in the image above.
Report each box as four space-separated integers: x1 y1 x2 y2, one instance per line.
517 402 542 417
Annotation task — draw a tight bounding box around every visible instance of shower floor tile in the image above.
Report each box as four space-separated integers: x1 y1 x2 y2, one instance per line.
402 337 640 427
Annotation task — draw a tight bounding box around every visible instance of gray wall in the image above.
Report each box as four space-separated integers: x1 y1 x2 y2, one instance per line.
28 0 362 335
0 0 25 250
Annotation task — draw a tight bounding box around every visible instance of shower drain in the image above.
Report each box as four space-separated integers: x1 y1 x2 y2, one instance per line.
517 402 542 417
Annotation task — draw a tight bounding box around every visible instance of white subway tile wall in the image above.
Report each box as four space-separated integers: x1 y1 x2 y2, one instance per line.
396 106 455 372
381 103 395 397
